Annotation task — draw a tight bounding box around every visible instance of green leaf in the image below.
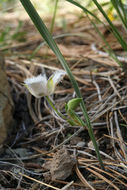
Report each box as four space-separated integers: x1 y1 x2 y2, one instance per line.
67 98 82 111
67 109 85 126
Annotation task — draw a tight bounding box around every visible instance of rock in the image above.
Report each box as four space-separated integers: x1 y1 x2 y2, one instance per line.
43 147 76 180
0 53 14 146
76 141 86 148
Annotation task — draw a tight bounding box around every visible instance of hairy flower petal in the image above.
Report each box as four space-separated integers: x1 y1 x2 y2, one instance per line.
24 70 66 98
52 70 66 85
24 75 47 98
47 70 66 95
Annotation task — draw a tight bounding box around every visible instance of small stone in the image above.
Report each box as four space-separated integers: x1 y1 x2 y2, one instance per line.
76 141 85 148
43 147 76 181
13 148 29 157
70 137 82 145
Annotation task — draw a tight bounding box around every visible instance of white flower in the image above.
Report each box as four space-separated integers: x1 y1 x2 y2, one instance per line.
24 70 66 98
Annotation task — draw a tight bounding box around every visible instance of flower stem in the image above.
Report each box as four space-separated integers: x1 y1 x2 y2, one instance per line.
45 96 66 120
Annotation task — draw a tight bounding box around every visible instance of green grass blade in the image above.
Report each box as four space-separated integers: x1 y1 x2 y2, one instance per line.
30 33 86 59
92 0 127 51
66 0 101 23
119 0 127 22
67 0 127 51
111 0 127 31
66 0 122 67
20 0 104 169
88 15 122 67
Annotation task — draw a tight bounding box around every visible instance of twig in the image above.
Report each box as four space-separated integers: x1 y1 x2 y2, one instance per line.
19 173 60 190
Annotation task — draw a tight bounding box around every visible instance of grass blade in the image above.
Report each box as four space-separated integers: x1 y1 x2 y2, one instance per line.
67 0 122 67
111 0 127 31
67 0 127 51
92 0 127 51
88 15 122 67
66 0 101 23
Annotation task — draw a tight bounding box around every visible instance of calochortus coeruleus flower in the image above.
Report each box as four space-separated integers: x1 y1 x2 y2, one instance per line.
24 70 66 98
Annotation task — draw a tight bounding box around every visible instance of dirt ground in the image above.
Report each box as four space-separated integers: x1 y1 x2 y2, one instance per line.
0 3 127 190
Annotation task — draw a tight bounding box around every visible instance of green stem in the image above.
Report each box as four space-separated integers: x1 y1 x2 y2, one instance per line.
45 96 66 120
50 0 59 33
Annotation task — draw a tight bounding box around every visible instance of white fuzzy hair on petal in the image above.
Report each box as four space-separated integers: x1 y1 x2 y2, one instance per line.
24 74 48 98
52 70 66 85
24 71 66 98
24 74 47 84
